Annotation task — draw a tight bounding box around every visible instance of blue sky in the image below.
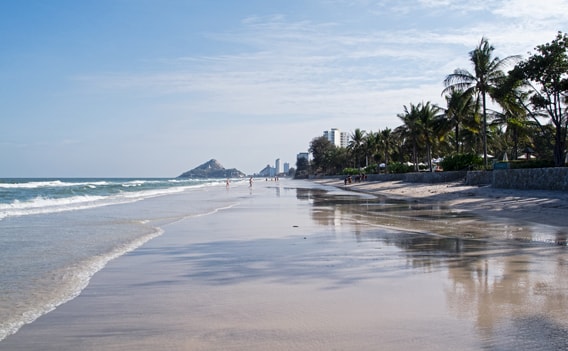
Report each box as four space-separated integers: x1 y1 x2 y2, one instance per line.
1 0 566 177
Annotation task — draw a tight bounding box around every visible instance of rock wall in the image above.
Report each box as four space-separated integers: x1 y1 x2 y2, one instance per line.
465 171 493 186
320 168 568 191
492 168 568 191
352 171 467 183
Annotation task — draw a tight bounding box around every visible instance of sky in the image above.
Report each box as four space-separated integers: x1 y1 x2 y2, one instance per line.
1 0 566 177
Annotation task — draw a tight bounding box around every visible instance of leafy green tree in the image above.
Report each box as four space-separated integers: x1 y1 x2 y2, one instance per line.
309 136 335 175
329 147 350 174
294 157 309 179
444 37 520 168
512 32 568 166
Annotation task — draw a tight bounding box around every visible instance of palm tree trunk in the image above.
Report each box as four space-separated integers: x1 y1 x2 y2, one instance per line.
427 144 433 172
455 125 460 153
482 92 488 169
412 142 418 172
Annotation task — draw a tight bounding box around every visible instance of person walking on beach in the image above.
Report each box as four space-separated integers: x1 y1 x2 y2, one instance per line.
249 176 253 187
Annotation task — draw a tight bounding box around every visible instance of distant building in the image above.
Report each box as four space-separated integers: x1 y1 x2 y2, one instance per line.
297 152 309 161
258 164 275 177
323 128 349 148
283 162 290 173
275 158 280 174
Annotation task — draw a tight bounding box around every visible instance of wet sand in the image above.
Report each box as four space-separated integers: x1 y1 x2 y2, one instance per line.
2 179 567 350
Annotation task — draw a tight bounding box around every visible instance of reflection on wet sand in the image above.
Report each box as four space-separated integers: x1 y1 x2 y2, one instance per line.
296 186 568 350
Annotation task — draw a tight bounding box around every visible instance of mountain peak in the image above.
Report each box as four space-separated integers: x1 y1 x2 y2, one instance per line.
177 159 246 178
195 159 224 170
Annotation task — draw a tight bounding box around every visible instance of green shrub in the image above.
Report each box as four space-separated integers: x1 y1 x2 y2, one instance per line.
509 159 555 169
342 168 360 175
387 162 413 174
441 154 483 171
364 164 377 174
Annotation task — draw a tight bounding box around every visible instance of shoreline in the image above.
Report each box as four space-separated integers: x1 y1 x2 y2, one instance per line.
312 178 568 228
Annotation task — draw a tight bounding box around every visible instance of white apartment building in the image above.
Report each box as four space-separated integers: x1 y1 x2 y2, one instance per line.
323 128 349 148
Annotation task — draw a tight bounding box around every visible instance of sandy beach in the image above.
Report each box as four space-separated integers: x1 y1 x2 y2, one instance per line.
2 178 567 350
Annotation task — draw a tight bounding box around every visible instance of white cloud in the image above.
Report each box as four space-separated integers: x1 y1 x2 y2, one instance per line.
74 3 565 136
493 0 568 20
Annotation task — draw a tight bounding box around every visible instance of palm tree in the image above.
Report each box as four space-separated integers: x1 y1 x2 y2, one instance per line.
418 101 442 172
362 131 379 168
379 128 395 169
365 131 382 170
443 37 520 168
439 88 477 153
396 103 422 171
491 74 532 160
347 128 365 169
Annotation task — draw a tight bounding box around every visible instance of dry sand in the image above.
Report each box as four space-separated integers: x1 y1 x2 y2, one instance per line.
314 178 568 227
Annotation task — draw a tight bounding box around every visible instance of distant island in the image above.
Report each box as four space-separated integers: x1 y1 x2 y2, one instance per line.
177 159 246 179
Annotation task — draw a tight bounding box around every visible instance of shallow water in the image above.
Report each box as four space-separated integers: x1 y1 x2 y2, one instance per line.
0 178 241 341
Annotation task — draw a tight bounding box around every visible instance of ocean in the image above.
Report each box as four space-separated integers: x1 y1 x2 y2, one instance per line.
0 177 242 341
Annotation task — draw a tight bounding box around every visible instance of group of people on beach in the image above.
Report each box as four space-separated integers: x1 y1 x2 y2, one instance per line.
344 173 367 185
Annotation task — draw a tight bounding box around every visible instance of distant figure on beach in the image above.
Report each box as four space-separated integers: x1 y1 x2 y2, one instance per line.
226 178 230 187
249 177 253 187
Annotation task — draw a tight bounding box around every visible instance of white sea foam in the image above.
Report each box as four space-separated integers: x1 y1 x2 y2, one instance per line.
0 226 165 342
0 180 110 189
0 177 237 343
0 183 206 220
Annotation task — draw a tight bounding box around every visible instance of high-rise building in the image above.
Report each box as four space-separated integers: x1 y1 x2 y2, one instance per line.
283 162 290 173
323 128 349 148
275 158 280 174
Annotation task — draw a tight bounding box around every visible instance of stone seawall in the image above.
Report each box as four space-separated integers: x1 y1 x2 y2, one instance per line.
465 171 493 186
315 167 568 191
322 171 467 183
492 167 568 191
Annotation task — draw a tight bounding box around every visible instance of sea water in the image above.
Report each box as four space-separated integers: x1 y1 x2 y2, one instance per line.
0 178 242 341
